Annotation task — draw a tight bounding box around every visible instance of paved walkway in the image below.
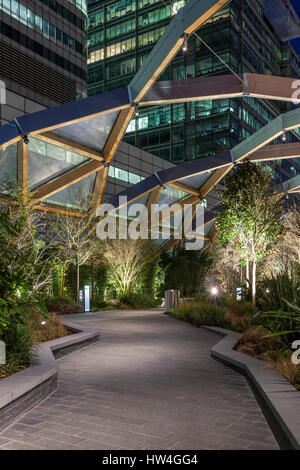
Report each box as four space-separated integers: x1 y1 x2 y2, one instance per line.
0 309 279 450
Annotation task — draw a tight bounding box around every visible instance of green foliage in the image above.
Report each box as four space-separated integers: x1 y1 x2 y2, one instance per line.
255 300 300 346
119 291 160 309
94 264 108 300
45 296 81 315
0 303 39 367
165 249 213 297
216 161 285 306
171 302 228 327
258 267 300 311
225 300 255 316
103 238 160 296
142 259 165 298
90 294 107 311
0 193 55 368
216 162 284 262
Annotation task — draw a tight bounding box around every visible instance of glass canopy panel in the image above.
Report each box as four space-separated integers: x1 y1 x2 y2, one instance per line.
45 174 96 209
115 194 149 220
51 111 119 152
28 138 88 189
0 143 17 193
157 185 189 207
178 172 211 189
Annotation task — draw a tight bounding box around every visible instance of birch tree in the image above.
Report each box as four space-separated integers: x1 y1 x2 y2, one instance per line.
216 162 284 307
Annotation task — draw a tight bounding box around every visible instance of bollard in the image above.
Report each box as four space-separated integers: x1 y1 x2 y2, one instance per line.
0 340 6 364
164 290 180 313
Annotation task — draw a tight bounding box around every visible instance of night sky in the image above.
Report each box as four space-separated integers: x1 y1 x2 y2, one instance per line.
287 0 300 54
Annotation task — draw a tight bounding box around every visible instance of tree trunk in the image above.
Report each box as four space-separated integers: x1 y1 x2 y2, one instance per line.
245 259 250 289
76 257 80 302
91 261 94 300
252 259 257 308
60 263 65 297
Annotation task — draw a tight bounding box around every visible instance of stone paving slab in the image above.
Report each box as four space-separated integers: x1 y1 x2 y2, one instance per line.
0 309 279 450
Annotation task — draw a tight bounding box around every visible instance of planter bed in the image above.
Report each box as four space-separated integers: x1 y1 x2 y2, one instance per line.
202 326 300 450
0 320 100 432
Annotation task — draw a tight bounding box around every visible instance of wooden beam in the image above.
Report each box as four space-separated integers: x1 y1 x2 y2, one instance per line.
103 108 135 163
33 159 103 201
146 187 162 210
168 181 200 196
93 107 135 206
185 0 230 34
133 40 184 104
199 164 233 198
93 166 109 206
160 237 179 253
17 140 28 193
37 132 104 161
37 203 85 218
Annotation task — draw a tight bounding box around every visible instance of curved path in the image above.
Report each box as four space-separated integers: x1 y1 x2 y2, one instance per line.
0 309 279 450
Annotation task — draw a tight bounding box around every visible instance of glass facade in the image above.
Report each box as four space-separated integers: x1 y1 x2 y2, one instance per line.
87 0 300 183
0 0 84 54
0 0 87 112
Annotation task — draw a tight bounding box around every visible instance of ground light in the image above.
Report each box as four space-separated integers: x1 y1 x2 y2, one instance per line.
211 287 218 296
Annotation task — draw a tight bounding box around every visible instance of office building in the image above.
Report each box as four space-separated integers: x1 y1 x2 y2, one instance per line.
0 0 87 125
87 0 300 182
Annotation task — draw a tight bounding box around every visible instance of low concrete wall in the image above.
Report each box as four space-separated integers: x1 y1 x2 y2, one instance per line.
203 326 300 450
0 320 100 432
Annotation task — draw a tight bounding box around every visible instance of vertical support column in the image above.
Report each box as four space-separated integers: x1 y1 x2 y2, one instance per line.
17 140 28 194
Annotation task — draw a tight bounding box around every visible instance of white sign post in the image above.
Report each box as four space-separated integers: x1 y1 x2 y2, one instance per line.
84 285 90 313
0 340 6 364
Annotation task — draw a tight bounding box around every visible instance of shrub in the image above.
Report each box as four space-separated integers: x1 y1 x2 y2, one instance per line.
236 342 258 357
0 305 38 368
45 296 82 315
254 300 300 347
119 292 160 309
224 301 255 331
90 295 107 311
236 326 280 355
34 311 70 342
171 302 227 327
272 355 300 390
258 268 300 311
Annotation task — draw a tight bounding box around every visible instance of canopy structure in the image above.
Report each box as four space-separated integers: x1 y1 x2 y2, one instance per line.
0 0 299 249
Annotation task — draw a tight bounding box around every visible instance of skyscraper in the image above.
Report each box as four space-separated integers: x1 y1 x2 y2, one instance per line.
87 0 300 183
0 0 87 125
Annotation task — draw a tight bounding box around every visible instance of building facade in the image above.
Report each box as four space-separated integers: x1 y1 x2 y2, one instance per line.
0 0 87 125
87 0 300 183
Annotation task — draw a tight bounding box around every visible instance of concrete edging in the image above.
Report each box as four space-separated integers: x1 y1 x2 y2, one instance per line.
202 326 300 450
0 320 100 431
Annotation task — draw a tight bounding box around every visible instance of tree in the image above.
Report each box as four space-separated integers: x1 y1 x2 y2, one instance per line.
216 162 284 307
102 238 159 296
164 248 213 297
212 242 243 297
46 194 99 302
0 191 54 304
